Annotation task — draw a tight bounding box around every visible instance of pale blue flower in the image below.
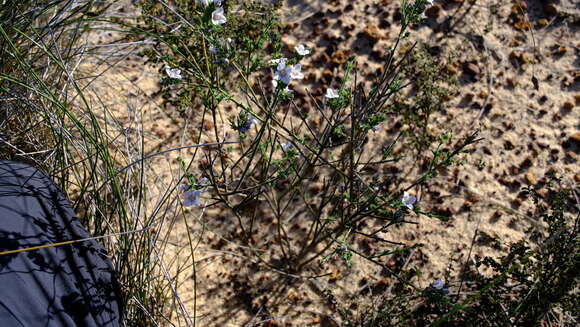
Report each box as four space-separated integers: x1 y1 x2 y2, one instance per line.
289 64 304 80
432 280 444 289
270 57 287 68
272 59 303 86
180 177 210 207
238 115 257 133
325 88 339 99
402 191 416 210
281 142 292 152
295 44 310 56
431 279 449 295
164 66 182 79
211 7 226 25
274 65 292 84
183 189 202 207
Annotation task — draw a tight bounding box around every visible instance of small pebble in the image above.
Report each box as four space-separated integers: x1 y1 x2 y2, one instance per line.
464 62 480 76
553 46 567 56
544 3 558 16
524 172 537 185
536 18 549 28
362 24 382 44
425 5 442 19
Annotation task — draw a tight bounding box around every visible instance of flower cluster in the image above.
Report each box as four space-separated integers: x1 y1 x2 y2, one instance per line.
272 59 303 87
270 43 310 90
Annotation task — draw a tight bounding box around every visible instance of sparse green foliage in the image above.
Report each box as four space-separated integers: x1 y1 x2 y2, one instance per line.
348 172 579 326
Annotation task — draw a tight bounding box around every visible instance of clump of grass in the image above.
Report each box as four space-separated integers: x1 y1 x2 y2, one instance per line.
0 1 183 325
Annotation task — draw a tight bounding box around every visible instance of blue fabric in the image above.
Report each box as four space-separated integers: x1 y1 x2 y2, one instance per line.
0 161 121 326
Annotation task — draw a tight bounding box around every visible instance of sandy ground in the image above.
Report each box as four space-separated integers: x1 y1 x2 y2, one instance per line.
78 0 579 325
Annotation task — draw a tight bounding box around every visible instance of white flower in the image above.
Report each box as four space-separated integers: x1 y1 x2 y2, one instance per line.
209 46 217 55
183 189 203 207
295 44 310 56
281 142 292 151
372 125 381 132
164 66 182 79
199 0 209 6
211 7 227 25
425 0 434 6
325 88 339 99
214 0 222 6
269 57 287 67
289 64 304 80
402 191 417 210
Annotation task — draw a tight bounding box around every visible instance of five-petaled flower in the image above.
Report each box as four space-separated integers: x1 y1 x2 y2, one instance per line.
402 191 416 210
211 7 227 25
164 66 182 79
325 88 340 99
273 60 303 86
295 44 310 56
